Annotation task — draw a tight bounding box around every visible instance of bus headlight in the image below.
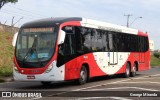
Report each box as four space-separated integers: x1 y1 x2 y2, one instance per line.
13 64 19 73
45 63 53 73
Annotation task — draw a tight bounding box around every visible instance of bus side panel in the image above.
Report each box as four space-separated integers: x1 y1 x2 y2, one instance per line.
85 53 107 77
64 51 150 81
64 58 79 80
115 51 150 74
146 50 150 70
138 51 150 71
115 53 132 75
64 53 107 80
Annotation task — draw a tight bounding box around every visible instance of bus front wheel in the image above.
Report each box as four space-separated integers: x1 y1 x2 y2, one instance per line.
77 66 88 85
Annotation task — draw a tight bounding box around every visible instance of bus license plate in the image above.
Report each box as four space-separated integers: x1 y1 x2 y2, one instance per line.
27 75 35 79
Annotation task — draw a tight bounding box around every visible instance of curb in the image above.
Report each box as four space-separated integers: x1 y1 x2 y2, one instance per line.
0 77 14 83
151 66 160 68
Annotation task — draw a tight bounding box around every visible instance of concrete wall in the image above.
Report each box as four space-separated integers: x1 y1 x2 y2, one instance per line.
0 24 19 33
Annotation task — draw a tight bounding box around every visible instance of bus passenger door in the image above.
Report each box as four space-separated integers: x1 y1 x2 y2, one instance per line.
109 52 118 65
108 33 118 65
57 26 77 67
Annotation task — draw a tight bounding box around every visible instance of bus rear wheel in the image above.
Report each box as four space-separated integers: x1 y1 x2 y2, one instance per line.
130 63 137 77
124 63 130 78
77 66 88 85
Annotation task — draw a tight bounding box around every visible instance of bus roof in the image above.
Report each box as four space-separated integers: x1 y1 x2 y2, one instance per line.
21 17 146 35
21 17 82 28
81 18 139 35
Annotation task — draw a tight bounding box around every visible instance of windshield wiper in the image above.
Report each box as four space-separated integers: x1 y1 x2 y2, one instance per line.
22 47 32 62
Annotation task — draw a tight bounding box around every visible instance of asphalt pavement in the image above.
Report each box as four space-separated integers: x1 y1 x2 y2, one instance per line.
0 68 160 100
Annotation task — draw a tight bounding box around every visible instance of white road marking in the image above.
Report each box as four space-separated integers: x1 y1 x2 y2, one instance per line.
133 74 160 80
119 81 160 85
134 77 160 80
30 73 160 100
68 97 132 100
73 74 160 91
149 74 160 77
84 87 160 91
132 74 160 80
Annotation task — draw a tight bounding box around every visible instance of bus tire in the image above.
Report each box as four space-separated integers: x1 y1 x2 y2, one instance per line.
41 81 51 85
124 63 130 78
130 63 137 77
77 66 88 85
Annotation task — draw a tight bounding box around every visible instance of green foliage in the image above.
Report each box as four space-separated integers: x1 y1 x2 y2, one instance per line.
0 30 13 77
154 52 160 58
0 66 12 77
0 0 18 9
151 54 160 67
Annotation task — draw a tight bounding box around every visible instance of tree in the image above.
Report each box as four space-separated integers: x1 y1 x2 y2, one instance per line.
0 0 18 9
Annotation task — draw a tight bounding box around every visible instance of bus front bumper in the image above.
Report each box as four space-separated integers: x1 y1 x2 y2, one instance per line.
13 69 64 82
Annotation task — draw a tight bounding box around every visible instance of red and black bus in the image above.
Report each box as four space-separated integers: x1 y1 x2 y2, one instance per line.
13 17 150 85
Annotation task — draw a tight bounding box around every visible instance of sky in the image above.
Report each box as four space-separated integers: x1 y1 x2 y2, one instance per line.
0 0 160 50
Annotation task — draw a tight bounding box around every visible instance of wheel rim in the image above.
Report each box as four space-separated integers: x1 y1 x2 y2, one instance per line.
80 70 86 81
126 66 130 75
133 64 136 74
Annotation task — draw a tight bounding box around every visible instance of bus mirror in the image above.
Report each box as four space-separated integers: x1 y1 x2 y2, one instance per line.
58 30 66 45
12 32 18 47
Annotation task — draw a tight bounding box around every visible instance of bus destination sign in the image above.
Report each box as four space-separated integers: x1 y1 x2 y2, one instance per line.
24 28 53 33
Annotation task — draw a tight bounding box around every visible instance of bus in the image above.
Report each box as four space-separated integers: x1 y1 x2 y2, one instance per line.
13 17 150 85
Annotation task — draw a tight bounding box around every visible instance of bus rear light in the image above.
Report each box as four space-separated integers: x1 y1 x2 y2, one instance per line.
45 63 53 73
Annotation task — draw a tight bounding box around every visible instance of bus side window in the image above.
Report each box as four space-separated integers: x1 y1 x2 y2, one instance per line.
96 29 103 51
144 37 149 51
102 31 108 51
75 26 85 53
91 29 97 51
108 33 113 51
75 26 92 53
113 33 118 52
138 36 142 52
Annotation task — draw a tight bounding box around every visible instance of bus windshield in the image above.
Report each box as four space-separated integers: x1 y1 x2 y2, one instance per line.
16 27 57 63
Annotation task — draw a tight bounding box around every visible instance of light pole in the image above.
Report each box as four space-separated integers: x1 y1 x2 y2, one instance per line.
129 17 142 27
11 17 23 34
124 14 142 27
124 14 132 27
13 17 23 26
